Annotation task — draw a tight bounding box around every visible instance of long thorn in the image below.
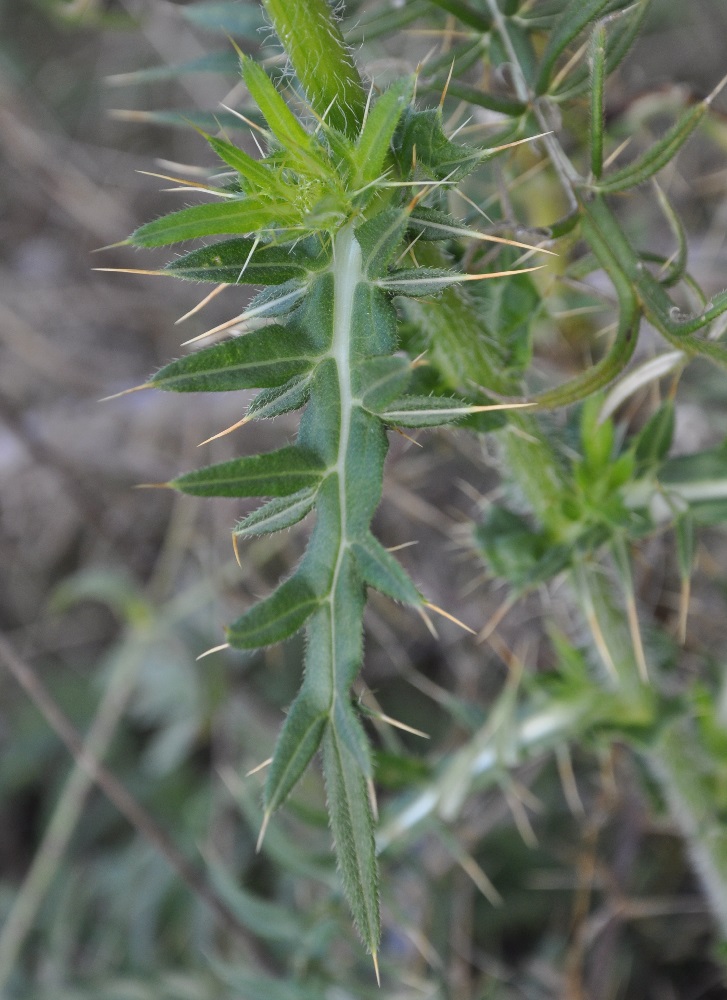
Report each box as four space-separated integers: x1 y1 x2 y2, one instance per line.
439 58 456 110
198 414 251 447
136 169 219 190
246 757 273 777
371 710 430 739
361 79 375 130
220 103 270 137
372 950 381 988
98 382 153 402
175 283 227 324
393 426 423 448
385 540 419 553
196 643 230 661
91 239 132 252
232 533 242 569
93 267 167 276
416 605 439 639
424 601 476 635
706 68 727 105
256 810 271 853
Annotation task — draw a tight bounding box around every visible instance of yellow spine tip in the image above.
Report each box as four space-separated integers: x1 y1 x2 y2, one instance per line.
232 533 242 569
90 239 132 253
372 950 381 987
256 810 271 853
196 642 230 661
98 382 154 402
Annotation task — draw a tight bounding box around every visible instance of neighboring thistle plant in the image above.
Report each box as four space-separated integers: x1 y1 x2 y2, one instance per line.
104 0 542 964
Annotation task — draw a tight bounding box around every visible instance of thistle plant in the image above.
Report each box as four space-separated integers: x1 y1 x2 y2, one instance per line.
103 0 548 962
96 0 727 984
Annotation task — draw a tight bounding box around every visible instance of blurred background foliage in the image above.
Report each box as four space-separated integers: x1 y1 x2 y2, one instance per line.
3 0 727 997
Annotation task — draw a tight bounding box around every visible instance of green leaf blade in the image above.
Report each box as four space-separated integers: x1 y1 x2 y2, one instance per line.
151 327 319 393
262 0 366 137
379 394 475 426
131 199 297 247
264 692 329 813
235 488 318 538
171 446 325 497
354 79 413 188
352 535 421 605
227 572 320 648
322 725 380 955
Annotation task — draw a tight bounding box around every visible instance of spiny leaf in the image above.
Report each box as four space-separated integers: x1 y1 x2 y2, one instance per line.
235 488 318 538
164 238 323 285
354 356 412 410
240 55 324 169
227 572 321 648
151 327 320 393
130 198 298 247
354 78 414 188
204 134 280 189
332 698 374 780
322 725 380 954
554 0 655 100
396 107 482 180
429 78 526 117
407 206 468 242
171 446 325 497
355 210 408 279
351 535 421 605
380 394 480 426
595 101 710 193
262 0 366 138
246 374 312 420
378 267 463 296
535 0 615 95
264 692 329 814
